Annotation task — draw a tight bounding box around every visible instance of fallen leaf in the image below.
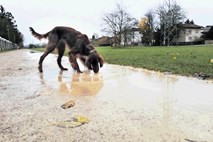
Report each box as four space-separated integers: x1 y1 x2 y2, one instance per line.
47 116 89 128
61 100 75 109
76 116 90 124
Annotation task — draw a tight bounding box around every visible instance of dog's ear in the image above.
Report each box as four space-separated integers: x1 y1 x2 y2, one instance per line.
98 54 104 68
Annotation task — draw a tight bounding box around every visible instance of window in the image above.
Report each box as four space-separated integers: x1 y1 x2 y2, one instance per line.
188 30 192 35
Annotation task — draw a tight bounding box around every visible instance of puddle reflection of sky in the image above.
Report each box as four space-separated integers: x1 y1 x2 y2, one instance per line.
34 51 213 114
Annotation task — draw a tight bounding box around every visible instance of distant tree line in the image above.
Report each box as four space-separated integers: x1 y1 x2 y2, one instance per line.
0 5 23 46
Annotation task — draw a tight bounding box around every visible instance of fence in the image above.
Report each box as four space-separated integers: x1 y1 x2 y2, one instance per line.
205 40 213 45
0 36 19 51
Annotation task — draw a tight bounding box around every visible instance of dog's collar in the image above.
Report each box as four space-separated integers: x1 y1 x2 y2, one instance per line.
89 49 96 54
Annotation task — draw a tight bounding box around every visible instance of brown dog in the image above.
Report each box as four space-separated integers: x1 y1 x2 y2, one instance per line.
29 26 104 73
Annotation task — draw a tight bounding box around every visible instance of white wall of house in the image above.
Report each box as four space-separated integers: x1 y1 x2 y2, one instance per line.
132 31 142 43
185 29 202 42
121 31 142 46
175 28 202 43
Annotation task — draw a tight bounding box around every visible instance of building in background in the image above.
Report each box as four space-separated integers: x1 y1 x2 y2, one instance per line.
175 22 203 45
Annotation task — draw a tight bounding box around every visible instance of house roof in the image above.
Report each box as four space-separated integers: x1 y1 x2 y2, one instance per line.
180 23 203 29
202 26 213 33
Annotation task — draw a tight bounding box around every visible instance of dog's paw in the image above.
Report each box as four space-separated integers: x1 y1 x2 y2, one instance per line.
77 70 83 73
38 66 43 73
61 68 68 71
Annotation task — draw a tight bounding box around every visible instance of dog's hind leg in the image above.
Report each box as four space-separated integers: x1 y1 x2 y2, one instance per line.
57 40 68 71
38 48 55 73
38 34 58 73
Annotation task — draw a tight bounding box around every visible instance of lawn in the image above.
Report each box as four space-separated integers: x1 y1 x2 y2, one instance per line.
33 45 213 79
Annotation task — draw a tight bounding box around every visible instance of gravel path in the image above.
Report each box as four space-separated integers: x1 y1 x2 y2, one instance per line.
0 49 213 142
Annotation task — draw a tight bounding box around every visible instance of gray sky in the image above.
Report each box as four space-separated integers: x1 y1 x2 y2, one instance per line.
1 0 213 45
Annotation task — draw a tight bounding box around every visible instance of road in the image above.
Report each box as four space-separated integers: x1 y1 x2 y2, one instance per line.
0 49 213 142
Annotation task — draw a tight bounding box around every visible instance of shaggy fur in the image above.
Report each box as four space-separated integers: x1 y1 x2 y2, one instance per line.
29 26 104 73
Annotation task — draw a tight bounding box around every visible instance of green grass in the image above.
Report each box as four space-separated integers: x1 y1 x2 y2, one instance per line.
32 45 213 79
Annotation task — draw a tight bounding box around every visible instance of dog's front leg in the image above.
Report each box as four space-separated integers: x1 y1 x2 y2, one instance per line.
76 54 87 66
69 53 82 73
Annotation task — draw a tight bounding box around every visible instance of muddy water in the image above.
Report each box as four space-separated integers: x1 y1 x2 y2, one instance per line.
0 49 213 142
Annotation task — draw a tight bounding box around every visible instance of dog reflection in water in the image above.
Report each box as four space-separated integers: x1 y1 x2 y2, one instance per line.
58 71 103 96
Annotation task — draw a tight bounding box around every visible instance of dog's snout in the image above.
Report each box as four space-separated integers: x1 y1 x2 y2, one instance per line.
93 68 99 73
92 63 99 73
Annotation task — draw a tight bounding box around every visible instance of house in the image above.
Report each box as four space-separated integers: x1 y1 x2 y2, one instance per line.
128 28 142 45
96 28 142 47
93 36 113 46
201 25 213 44
121 28 142 46
175 22 203 45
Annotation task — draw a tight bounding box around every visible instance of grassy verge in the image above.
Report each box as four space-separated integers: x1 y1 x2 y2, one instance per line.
32 45 213 79
0 49 16 53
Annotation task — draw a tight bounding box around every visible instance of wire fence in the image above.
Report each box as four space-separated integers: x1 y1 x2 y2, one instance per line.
0 36 19 51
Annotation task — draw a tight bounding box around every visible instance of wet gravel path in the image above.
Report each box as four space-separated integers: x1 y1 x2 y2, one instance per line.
0 49 213 142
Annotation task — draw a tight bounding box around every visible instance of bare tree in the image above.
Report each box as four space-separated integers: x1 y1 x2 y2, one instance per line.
156 0 186 46
139 9 155 46
146 10 155 46
102 4 138 47
121 17 138 46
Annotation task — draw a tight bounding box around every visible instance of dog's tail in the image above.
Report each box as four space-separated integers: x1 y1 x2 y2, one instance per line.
29 27 50 40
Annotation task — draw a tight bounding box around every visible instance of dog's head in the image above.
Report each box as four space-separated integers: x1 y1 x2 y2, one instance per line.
85 51 104 73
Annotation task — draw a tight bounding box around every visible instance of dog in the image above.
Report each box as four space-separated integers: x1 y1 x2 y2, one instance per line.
29 26 104 73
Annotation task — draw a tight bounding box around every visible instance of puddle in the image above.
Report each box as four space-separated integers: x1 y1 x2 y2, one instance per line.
35 50 213 112
21 50 213 141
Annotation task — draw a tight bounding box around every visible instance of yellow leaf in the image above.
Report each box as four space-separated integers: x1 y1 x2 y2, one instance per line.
47 115 89 128
77 116 90 124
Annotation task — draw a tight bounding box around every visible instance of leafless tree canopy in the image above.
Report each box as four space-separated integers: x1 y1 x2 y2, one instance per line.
102 4 138 46
156 0 186 45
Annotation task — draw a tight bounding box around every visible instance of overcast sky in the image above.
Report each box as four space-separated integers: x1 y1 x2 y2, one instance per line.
1 0 213 45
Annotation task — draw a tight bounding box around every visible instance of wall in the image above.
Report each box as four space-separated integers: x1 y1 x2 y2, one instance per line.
185 29 202 42
205 40 213 44
0 37 18 51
